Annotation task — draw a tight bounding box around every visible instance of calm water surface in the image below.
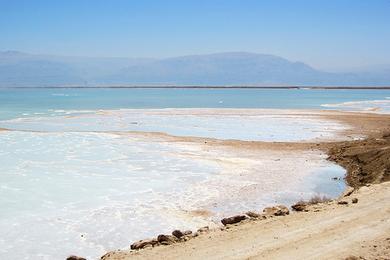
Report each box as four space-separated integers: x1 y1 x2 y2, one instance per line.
1 88 390 120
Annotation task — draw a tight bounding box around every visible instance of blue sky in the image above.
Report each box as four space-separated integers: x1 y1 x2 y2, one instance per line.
0 0 389 70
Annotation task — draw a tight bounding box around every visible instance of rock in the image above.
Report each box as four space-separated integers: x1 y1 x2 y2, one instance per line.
344 256 360 260
157 234 178 244
172 229 184 238
342 186 355 197
143 244 153 249
130 239 158 250
66 256 86 260
100 252 112 259
191 232 199 237
263 205 289 216
338 200 348 205
182 230 192 236
221 215 247 225
291 202 308 212
197 226 209 233
245 211 261 218
352 198 358 204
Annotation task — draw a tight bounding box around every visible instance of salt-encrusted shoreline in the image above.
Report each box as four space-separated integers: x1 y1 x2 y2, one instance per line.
81 110 390 260
98 130 390 260
3 109 385 260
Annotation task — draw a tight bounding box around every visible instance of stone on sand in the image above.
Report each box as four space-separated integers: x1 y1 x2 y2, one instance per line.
172 230 184 238
221 215 247 225
263 205 289 216
245 211 262 218
291 202 308 212
66 256 86 260
197 226 209 233
157 234 178 245
130 239 158 250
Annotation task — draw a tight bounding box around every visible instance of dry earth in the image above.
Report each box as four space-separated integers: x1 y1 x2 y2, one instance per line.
102 182 390 260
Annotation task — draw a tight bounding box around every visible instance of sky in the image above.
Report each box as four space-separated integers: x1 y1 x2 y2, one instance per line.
0 0 389 70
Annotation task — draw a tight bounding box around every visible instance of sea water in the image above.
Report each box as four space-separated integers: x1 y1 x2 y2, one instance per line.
1 88 390 120
0 88 389 259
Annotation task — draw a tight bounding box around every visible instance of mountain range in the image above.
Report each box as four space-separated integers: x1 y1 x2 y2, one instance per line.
0 51 389 87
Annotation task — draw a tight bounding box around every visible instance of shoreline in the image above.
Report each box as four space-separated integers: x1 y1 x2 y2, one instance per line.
96 110 390 260
1 108 389 259
102 182 390 260
2 86 390 89
3 108 386 142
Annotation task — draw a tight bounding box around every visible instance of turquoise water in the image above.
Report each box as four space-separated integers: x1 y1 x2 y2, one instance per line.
1 88 390 120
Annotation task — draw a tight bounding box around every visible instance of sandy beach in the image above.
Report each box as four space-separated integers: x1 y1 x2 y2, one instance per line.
97 110 390 260
102 182 390 260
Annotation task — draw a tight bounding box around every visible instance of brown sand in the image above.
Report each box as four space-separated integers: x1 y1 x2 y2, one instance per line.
94 111 390 260
102 182 390 260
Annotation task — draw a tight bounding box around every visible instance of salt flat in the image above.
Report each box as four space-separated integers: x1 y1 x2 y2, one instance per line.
0 108 353 142
0 109 363 259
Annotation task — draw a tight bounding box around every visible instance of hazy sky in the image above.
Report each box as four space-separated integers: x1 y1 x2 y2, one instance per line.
0 0 389 70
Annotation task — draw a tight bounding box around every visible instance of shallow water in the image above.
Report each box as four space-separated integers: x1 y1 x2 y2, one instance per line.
0 109 347 142
0 129 345 259
322 98 390 113
0 131 218 258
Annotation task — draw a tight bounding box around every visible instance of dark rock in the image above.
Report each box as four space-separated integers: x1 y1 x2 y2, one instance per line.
352 198 358 203
130 239 158 250
182 230 192 236
100 252 111 259
291 202 308 212
191 232 199 237
245 211 261 218
67 256 86 260
338 200 349 205
157 234 178 244
172 229 184 238
197 226 209 233
221 215 247 225
263 205 289 216
342 187 355 197
344 256 360 260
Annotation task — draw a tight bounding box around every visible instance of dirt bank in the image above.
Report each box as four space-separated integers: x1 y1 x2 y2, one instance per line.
328 132 390 188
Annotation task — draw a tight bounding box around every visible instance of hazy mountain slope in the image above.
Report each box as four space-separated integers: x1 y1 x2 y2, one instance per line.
102 52 325 85
0 51 83 86
0 51 155 86
0 51 388 86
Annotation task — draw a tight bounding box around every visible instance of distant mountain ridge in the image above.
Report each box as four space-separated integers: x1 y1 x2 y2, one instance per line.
0 51 389 87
